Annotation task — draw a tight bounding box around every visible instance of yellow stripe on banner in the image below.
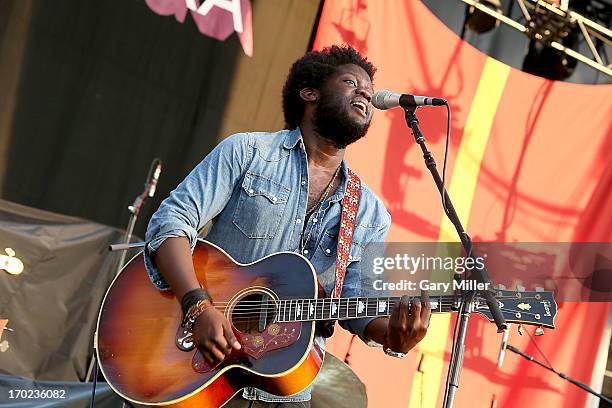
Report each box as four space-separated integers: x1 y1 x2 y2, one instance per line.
408 57 510 408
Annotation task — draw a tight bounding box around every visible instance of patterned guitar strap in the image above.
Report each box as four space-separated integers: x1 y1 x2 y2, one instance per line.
332 168 361 298
317 169 361 338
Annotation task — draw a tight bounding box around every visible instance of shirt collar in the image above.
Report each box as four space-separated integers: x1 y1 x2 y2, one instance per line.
283 127 303 149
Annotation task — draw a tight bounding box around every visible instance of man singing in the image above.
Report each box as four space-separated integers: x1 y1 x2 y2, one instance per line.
144 45 430 407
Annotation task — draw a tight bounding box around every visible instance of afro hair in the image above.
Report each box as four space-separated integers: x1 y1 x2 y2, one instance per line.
282 45 376 129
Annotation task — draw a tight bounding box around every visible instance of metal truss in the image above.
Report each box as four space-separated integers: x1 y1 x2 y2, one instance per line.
458 0 612 77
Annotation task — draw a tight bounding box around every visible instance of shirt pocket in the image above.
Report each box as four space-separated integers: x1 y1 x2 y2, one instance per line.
318 230 363 261
232 172 291 239
312 231 363 296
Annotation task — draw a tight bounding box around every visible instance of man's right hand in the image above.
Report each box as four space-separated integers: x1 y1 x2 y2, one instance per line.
192 301 242 364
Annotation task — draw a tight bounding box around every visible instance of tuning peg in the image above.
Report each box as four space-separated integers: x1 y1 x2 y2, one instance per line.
535 286 544 292
516 284 525 292
517 324 524 335
0 340 8 352
535 326 545 336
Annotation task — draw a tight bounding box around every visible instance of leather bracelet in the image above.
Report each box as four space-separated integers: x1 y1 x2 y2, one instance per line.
181 299 212 331
181 287 212 316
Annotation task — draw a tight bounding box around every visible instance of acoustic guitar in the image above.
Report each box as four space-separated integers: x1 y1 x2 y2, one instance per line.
95 239 556 407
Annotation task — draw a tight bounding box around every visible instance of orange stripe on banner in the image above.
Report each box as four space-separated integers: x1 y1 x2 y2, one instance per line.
408 57 510 408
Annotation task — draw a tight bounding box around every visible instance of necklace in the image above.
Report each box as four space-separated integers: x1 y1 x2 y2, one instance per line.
301 164 342 251
305 165 341 219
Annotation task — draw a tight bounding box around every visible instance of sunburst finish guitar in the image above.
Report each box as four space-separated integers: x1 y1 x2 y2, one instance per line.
95 239 557 407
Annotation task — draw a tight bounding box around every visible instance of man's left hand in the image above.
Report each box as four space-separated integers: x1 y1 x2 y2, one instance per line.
384 291 431 353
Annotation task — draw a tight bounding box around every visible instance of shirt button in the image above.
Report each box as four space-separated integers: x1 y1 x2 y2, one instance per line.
301 181 306 186
303 250 309 255
312 218 318 223
325 249 331 254
296 219 301 224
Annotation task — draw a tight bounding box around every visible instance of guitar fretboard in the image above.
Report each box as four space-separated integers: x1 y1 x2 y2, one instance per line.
275 296 458 322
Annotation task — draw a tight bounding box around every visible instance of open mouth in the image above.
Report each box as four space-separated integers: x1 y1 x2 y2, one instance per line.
351 100 368 116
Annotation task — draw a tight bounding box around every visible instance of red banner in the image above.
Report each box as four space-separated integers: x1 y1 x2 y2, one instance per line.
314 1 611 407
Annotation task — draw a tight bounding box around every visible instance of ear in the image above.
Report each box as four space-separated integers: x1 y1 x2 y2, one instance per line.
299 88 319 102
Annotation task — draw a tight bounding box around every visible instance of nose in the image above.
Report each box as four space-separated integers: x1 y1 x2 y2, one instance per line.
357 86 372 102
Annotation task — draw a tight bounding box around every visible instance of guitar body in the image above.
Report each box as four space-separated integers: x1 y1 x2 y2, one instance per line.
96 240 323 407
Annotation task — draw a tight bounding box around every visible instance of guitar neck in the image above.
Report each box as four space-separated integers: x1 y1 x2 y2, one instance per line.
276 296 458 322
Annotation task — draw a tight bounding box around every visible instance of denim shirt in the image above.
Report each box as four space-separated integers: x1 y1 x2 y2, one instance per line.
144 127 390 402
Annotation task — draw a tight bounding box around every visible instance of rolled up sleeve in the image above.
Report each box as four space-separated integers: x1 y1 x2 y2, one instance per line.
144 132 250 290
339 213 391 346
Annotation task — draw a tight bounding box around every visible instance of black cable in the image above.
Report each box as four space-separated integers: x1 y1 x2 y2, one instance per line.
525 327 555 368
440 99 459 406
343 334 357 364
89 355 98 408
440 102 476 262
441 102 451 215
507 343 612 405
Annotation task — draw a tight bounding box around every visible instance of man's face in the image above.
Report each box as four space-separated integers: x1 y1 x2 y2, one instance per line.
312 64 374 149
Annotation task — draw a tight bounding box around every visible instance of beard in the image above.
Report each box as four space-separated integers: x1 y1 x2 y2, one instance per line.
312 88 371 149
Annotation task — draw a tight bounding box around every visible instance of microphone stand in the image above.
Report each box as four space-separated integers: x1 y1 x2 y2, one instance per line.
115 192 147 274
506 344 612 405
86 159 161 384
116 158 162 273
402 107 507 408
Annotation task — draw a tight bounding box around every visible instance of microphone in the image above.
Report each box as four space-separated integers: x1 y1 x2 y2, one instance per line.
372 90 446 110
145 158 163 198
497 325 511 368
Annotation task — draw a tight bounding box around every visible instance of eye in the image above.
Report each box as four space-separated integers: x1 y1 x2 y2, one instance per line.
344 79 357 87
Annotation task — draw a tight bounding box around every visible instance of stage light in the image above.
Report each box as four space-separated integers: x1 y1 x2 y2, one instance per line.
466 0 502 33
522 38 578 80
522 1 578 80
457 0 611 78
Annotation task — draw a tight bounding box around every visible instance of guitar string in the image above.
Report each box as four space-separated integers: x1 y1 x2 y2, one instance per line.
206 300 459 313
216 306 472 318
223 313 544 324
212 306 547 322
212 311 530 323
204 295 543 305
201 304 545 320
226 309 542 321
207 298 448 304
223 303 459 315
211 300 460 308
179 296 548 320
205 298 543 309
211 303 544 321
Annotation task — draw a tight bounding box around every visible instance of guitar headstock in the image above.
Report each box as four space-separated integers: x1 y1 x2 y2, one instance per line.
474 289 557 329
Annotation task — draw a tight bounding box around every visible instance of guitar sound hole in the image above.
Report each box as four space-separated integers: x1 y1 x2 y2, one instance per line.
231 292 277 334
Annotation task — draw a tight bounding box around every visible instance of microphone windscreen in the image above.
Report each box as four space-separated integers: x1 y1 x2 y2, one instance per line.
372 90 394 110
